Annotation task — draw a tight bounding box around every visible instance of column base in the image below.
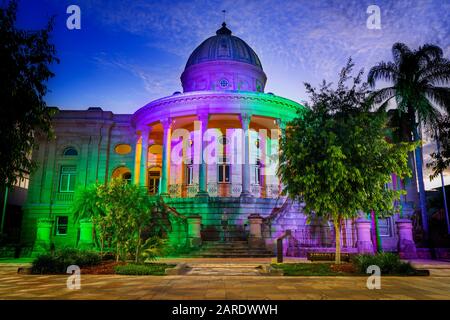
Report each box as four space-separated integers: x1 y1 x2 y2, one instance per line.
195 191 209 198
240 191 253 198
356 241 374 254
248 237 265 248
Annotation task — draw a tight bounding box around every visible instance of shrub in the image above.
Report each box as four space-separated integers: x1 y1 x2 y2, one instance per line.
31 254 62 274
352 252 416 274
114 263 175 275
31 248 101 274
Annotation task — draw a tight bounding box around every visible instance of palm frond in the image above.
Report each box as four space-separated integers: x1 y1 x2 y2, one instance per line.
392 43 412 65
367 62 399 87
424 86 450 113
418 59 450 85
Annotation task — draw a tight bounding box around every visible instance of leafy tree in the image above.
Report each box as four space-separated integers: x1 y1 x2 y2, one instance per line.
428 115 450 180
72 184 110 256
0 0 58 188
368 43 450 240
279 60 414 264
74 179 169 262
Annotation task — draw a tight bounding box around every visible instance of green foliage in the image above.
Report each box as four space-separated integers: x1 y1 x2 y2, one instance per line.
279 59 414 263
0 0 59 187
271 263 352 276
140 236 167 262
352 253 416 274
72 179 170 262
428 116 450 180
31 248 101 274
114 263 175 276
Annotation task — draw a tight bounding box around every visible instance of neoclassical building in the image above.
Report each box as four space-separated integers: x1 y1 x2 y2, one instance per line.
20 23 417 258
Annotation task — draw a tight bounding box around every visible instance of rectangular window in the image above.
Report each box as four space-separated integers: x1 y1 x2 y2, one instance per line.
185 160 194 185
148 171 160 195
378 218 392 237
253 160 261 185
59 166 77 193
56 216 68 235
218 157 230 183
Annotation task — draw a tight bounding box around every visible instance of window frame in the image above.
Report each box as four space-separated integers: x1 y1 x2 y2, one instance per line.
63 147 78 156
218 157 231 184
59 165 77 193
55 216 69 236
185 160 194 186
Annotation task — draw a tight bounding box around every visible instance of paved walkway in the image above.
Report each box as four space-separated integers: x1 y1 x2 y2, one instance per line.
0 268 449 300
1 258 450 300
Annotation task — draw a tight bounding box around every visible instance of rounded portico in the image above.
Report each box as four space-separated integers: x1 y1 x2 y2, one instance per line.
132 91 301 199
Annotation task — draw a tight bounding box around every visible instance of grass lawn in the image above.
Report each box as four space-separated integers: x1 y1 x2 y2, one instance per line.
114 263 177 275
271 263 429 276
272 263 357 276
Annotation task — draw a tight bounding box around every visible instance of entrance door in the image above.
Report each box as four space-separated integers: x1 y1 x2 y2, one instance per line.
148 170 160 195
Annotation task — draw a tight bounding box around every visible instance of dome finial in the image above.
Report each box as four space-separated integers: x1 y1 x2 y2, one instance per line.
216 11 232 35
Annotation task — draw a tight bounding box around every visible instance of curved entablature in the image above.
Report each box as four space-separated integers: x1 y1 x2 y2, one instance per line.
132 91 303 128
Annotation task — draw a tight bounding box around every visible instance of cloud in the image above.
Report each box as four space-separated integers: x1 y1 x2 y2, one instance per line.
77 0 449 103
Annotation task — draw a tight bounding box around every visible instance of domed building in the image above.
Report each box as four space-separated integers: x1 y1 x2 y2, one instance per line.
19 23 413 258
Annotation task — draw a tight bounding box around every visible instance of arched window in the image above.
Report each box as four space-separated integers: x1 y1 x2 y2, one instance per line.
122 172 132 183
112 167 132 183
63 147 78 156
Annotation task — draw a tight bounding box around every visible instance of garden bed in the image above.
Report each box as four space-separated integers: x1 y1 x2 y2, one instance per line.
273 253 430 276
114 263 176 275
271 263 429 276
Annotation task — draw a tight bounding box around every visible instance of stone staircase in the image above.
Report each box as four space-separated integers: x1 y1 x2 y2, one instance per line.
188 240 274 258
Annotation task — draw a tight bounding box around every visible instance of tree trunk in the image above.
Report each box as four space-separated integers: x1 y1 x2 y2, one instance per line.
435 130 450 235
135 228 141 263
116 242 120 262
334 219 341 264
413 124 429 240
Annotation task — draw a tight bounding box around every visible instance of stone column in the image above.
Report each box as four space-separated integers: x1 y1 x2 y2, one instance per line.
32 217 54 256
160 118 172 196
78 218 95 250
248 214 265 248
187 215 202 247
356 218 374 254
240 113 252 197
275 119 286 196
396 219 417 259
139 126 151 188
196 113 209 198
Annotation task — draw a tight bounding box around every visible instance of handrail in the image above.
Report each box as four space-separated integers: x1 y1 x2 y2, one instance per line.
158 196 187 220
264 196 291 223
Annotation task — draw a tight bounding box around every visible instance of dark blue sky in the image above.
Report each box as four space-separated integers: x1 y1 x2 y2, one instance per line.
9 0 450 189
13 0 449 114
11 0 449 114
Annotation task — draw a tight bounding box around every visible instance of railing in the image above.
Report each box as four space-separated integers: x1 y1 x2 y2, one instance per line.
167 183 281 198
54 192 74 202
288 224 356 248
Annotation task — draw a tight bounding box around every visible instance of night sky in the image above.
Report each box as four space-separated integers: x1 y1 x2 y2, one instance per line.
11 0 450 189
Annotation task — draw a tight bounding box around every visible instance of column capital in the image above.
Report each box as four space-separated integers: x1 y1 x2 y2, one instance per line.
137 125 152 137
197 113 210 123
161 118 173 130
239 113 252 129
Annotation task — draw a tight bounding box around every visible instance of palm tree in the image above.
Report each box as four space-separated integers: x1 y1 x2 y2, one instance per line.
71 184 106 254
368 43 450 241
